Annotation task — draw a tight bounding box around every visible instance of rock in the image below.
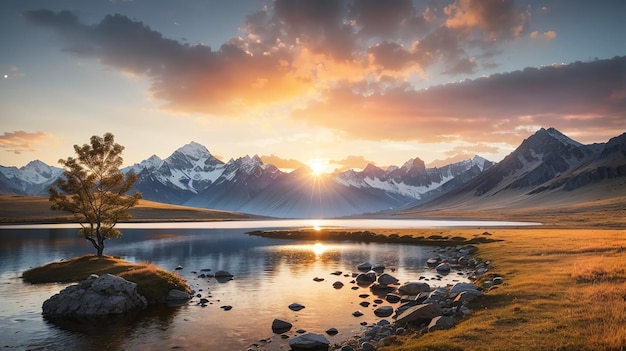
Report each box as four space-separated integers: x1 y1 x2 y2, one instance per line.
42 274 147 317
272 318 292 333
220 305 232 310
428 316 455 332
425 287 448 303
313 277 325 282
435 262 451 273
331 271 343 276
356 272 377 285
361 341 375 351
492 276 504 285
357 262 372 271
174 265 183 270
340 346 354 351
166 289 191 301
288 333 330 351
289 303 306 311
453 290 483 304
394 303 443 324
449 283 480 298
370 283 393 296
326 327 338 335
385 294 401 303
426 258 439 266
377 273 399 285
483 280 494 288
333 281 344 289
374 306 394 317
360 301 370 307
214 270 233 278
353 310 364 317
372 264 385 273
398 282 430 295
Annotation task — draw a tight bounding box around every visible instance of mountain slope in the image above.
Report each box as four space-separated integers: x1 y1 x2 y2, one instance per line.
400 128 626 213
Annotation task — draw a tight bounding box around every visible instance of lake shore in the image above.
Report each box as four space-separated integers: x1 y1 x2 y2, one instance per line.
3 195 625 350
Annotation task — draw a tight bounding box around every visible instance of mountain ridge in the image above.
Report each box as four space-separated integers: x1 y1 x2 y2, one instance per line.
1 128 624 218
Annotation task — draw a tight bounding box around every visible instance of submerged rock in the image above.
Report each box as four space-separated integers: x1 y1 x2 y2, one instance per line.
272 318 292 334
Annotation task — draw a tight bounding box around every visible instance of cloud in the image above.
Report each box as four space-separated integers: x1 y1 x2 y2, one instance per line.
292 56 626 145
444 144 500 157
260 154 306 171
530 30 556 40
24 1 534 117
0 131 50 154
329 155 377 172
444 0 527 39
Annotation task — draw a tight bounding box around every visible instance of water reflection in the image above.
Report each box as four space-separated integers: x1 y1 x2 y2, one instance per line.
0 224 476 351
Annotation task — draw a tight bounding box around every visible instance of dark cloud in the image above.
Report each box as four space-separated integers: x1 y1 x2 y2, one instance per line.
0 131 49 154
293 56 626 145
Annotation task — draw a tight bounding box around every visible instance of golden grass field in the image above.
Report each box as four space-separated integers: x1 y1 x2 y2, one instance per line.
2 194 625 350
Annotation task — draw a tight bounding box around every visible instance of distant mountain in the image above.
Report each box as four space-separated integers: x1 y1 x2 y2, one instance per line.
7 127 621 219
0 160 63 195
124 142 225 204
401 127 626 212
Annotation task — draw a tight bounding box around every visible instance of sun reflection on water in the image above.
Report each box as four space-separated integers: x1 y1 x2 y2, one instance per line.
312 242 325 257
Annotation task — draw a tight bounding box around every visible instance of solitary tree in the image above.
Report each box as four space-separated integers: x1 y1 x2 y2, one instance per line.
49 133 142 257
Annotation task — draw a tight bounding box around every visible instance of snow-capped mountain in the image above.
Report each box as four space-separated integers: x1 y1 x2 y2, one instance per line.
128 142 226 204
0 160 63 195
3 128 622 218
335 155 492 200
184 155 283 211
404 127 626 212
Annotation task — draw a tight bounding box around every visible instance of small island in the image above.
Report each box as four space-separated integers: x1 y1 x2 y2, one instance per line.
23 255 192 315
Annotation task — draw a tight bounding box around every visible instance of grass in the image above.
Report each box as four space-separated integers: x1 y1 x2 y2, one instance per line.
369 228 626 351
23 255 191 304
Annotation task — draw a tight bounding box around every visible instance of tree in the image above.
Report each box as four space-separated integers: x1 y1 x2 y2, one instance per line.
49 133 142 257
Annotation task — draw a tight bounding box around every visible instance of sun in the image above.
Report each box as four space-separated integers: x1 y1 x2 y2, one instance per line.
307 159 327 176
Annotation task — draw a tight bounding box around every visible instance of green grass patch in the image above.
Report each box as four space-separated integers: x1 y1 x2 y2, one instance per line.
22 255 191 304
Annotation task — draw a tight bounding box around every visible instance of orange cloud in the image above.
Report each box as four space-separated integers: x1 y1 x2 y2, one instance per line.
260 154 306 171
444 0 527 39
0 131 50 154
530 30 556 40
329 155 377 172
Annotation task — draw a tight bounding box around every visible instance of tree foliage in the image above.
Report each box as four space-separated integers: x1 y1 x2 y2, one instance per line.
49 133 142 256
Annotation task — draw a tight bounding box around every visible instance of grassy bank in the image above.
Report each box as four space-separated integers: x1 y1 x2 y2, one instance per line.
22 255 191 304
376 228 625 351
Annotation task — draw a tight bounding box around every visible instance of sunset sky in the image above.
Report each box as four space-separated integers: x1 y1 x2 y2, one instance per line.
1 0 624 172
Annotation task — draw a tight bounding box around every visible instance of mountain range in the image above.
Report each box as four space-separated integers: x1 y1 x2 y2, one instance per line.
1 127 624 218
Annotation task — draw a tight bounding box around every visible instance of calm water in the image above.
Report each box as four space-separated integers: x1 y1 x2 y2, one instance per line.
0 219 537 350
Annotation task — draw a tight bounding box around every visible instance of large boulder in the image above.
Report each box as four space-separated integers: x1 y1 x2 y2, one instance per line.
398 282 430 295
428 315 456 332
42 274 147 317
449 283 480 298
394 303 442 324
288 333 330 350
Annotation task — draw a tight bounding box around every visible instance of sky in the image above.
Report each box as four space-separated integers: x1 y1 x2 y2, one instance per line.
0 0 624 173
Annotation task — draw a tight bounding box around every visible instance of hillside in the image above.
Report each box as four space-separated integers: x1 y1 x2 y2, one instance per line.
0 195 259 224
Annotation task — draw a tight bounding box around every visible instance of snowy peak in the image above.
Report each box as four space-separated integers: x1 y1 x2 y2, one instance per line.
545 127 583 147
19 160 63 184
174 141 213 160
122 155 163 174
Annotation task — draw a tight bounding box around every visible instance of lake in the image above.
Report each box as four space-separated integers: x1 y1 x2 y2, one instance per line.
0 219 538 350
